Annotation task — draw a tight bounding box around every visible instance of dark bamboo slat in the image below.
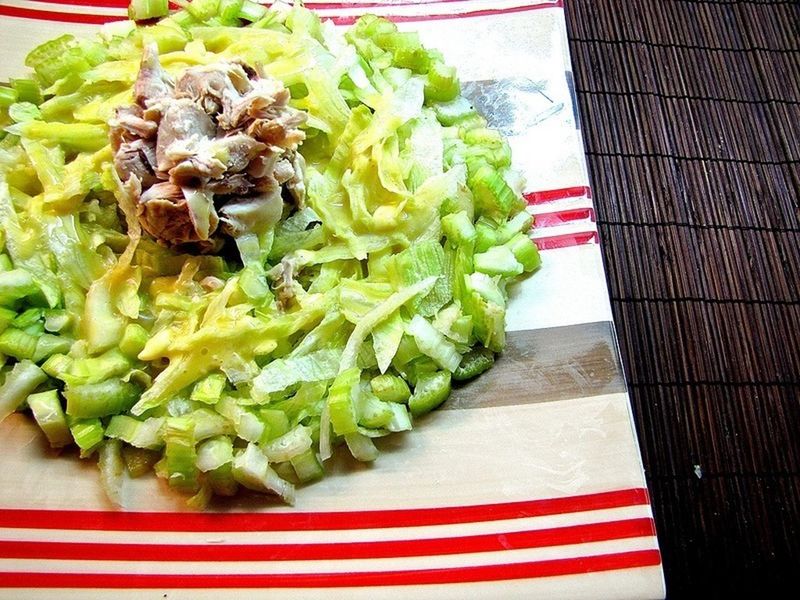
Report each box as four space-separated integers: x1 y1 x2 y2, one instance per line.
565 0 800 596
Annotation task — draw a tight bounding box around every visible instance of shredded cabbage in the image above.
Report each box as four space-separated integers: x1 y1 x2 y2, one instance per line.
0 1 540 507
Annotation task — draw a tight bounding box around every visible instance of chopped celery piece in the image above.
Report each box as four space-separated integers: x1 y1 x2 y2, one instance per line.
425 61 460 102
453 347 495 381
0 360 47 422
233 443 295 504
122 446 160 478
41 354 72 379
43 309 71 333
409 371 451 417
13 308 43 329
216 396 264 442
68 417 104 457
64 380 140 419
128 0 169 22
0 86 18 108
11 79 42 105
357 393 393 429
0 328 38 360
98 439 125 507
119 324 149 360
505 233 541 272
193 407 234 440
27 390 72 448
407 315 462 372
344 432 378 462
33 334 73 363
105 415 165 449
196 435 234 472
0 307 15 333
190 373 227 405
442 211 477 246
206 462 238 496
474 246 524 277
385 402 412 432
239 0 268 22
68 350 131 385
259 408 290 442
327 367 360 436
432 97 475 126
290 448 324 483
468 162 525 218
263 425 313 463
163 416 200 493
370 373 411 403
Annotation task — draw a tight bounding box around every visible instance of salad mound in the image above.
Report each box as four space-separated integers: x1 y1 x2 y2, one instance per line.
0 0 540 507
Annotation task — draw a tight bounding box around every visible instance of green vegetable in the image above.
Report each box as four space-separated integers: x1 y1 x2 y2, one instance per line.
370 373 411 403
163 416 200 493
98 439 125 506
453 347 495 381
64 380 140 419
0 0 538 507
190 373 227 405
68 417 104 457
128 0 169 22
0 360 47 422
27 390 72 448
409 370 451 417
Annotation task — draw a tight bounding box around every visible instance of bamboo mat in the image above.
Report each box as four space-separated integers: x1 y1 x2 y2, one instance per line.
565 0 800 595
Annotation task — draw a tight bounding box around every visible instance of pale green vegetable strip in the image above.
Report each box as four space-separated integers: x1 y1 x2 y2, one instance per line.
252 348 341 397
340 276 437 372
105 415 165 449
27 390 72 448
407 314 462 372
0 360 47 423
98 439 125 507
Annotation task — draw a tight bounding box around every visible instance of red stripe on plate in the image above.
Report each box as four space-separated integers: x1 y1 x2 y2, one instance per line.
534 231 598 250
28 0 498 8
0 5 124 24
328 2 562 25
0 518 656 562
1 1 563 24
0 550 662 588
29 0 554 10
0 488 649 532
524 185 592 205
533 207 595 227
30 0 128 7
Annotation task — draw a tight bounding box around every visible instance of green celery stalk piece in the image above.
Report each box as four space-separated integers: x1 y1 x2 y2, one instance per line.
27 390 72 448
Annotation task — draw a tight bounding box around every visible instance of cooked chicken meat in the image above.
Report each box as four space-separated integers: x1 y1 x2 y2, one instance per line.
109 46 307 250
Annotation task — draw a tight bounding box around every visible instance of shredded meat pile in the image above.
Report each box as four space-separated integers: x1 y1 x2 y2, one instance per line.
109 44 307 250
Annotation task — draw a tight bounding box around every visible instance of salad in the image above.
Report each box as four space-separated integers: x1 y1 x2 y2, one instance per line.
0 0 539 507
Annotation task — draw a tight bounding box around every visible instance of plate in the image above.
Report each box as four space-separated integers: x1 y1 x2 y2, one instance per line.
0 1 665 598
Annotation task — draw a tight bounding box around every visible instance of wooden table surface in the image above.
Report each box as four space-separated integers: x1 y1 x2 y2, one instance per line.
564 0 800 596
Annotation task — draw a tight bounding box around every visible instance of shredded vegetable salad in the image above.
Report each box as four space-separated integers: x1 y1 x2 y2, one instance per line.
0 0 540 507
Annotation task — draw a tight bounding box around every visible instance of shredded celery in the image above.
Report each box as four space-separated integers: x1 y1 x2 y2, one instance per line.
0 0 540 507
